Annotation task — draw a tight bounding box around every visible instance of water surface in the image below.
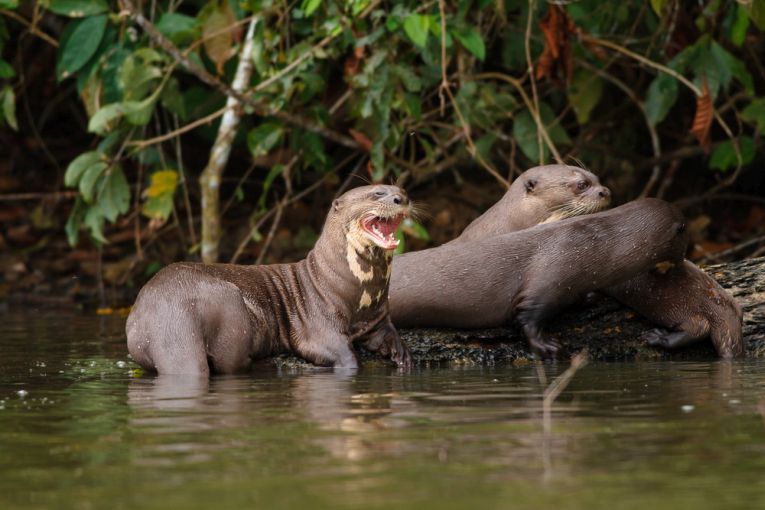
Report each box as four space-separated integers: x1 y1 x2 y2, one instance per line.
1 311 763 510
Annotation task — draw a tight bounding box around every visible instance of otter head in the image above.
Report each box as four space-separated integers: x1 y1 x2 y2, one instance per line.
519 164 611 224
330 184 411 251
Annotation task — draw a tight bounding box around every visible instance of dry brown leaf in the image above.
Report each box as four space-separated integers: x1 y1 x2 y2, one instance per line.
690 81 713 153
349 129 373 152
202 0 239 75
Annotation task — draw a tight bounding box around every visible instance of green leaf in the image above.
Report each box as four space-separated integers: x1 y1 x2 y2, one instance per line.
137 167 173 226
155 12 198 45
79 161 108 202
512 103 570 163
745 0 765 30
644 73 678 126
258 164 285 209
65 197 87 246
1 85 17 131
392 65 422 92
248 122 284 158
400 217 430 241
0 0 18 8
0 58 14 78
47 0 108 17
567 69 603 124
84 205 107 244
741 98 765 132
56 15 108 80
97 165 130 222
301 0 321 17
88 100 152 134
709 137 755 172
730 4 750 46
650 0 668 16
453 27 485 61
403 14 430 47
64 151 102 187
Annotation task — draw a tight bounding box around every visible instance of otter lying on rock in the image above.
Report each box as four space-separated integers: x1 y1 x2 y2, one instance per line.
127 185 412 375
447 164 743 358
390 198 689 358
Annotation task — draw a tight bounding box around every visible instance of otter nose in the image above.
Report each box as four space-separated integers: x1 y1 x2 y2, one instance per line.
598 187 610 199
391 193 407 205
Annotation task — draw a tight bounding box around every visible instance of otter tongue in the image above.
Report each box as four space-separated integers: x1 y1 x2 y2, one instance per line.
376 217 398 238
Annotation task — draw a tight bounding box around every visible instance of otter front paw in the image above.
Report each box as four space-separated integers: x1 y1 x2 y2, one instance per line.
528 336 561 359
641 328 670 348
389 337 412 368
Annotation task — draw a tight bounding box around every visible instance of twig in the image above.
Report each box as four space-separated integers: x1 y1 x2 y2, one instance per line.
578 60 661 197
542 349 588 434
524 0 544 164
172 113 197 247
254 198 287 266
0 9 58 47
120 0 361 150
700 234 765 264
582 34 743 179
0 191 78 201
129 105 231 148
473 72 562 163
229 172 332 263
437 0 449 116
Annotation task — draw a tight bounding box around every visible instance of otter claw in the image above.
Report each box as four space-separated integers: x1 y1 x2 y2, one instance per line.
529 337 561 359
642 328 669 347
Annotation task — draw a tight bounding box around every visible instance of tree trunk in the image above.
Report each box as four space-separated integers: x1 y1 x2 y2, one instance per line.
199 19 259 263
271 256 765 367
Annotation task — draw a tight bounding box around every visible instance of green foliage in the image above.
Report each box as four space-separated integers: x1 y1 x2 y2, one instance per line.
47 0 109 17
56 15 107 80
0 85 17 130
6 0 756 248
709 137 756 172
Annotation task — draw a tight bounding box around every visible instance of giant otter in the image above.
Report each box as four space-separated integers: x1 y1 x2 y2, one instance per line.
389 199 689 357
456 164 611 243
127 185 412 375
446 165 744 358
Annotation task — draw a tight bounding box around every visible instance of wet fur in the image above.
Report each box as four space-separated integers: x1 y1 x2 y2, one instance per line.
390 199 688 357
127 185 412 375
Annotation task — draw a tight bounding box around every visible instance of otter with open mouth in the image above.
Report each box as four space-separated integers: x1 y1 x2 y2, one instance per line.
127 184 412 376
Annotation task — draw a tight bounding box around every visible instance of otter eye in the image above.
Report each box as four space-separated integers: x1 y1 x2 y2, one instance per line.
577 180 590 191
373 190 386 198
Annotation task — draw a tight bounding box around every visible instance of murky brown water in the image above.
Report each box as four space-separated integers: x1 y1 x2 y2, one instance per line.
1 311 764 510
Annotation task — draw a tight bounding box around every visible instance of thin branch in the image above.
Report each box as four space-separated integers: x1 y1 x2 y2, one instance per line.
578 60 661 197
0 9 58 47
543 348 588 434
700 234 765 264
437 0 449 116
254 198 287 266
582 34 743 178
473 72 562 163
524 0 544 164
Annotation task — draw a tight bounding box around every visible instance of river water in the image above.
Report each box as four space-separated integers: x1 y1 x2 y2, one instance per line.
0 311 763 510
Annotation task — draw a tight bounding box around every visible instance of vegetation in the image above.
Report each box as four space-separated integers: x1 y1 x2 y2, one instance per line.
0 0 763 300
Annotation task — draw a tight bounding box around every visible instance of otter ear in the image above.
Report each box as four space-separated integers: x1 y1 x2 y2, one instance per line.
332 198 341 212
524 179 537 193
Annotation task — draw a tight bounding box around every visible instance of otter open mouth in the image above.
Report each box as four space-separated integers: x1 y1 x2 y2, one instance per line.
361 215 404 250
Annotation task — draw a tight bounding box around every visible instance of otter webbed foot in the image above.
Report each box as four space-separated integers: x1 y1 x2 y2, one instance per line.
642 328 696 350
361 322 412 368
522 324 561 359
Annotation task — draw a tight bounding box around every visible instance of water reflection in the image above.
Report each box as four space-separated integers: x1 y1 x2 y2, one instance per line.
3 311 765 510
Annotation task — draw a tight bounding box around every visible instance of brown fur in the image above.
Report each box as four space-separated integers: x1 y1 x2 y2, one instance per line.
127 185 412 375
447 165 744 358
389 199 689 357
